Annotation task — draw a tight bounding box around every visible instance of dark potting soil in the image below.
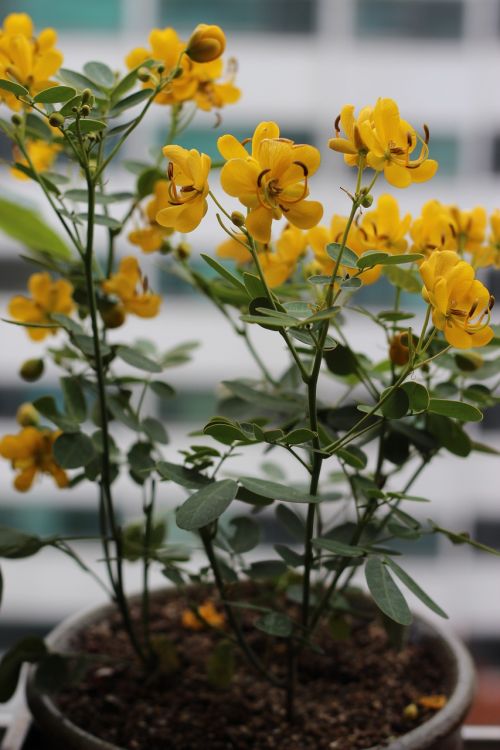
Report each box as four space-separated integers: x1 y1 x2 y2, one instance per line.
55 589 448 750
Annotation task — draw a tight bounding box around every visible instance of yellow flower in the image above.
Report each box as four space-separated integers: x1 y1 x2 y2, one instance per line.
219 121 323 244
0 426 68 492
410 200 456 258
358 194 411 255
8 273 74 341
186 24 226 63
328 104 373 166
102 257 161 319
182 600 225 630
128 180 174 253
420 250 494 349
11 139 61 180
216 233 252 264
307 215 381 286
0 13 63 111
447 205 487 254
259 224 308 287
190 57 240 112
155 145 211 233
332 98 438 188
476 210 500 268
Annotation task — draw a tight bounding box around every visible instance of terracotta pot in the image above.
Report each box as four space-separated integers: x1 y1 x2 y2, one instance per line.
26 591 475 750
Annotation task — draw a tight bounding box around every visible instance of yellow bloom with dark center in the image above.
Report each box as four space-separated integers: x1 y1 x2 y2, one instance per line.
216 233 252 264
343 98 438 188
218 121 323 244
420 250 494 349
155 145 210 233
190 57 240 112
9 272 74 341
358 194 411 255
11 139 61 180
410 200 456 258
102 257 161 319
259 224 309 287
328 104 373 166
0 426 68 492
0 13 63 111
128 180 174 253
307 214 381 286
186 24 226 63
447 205 487 254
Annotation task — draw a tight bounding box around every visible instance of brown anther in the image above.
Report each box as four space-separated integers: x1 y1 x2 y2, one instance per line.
353 125 364 150
489 295 495 311
293 160 309 177
181 185 196 192
407 132 413 148
449 223 457 239
423 124 430 143
391 147 406 156
257 168 271 187
143 276 149 293
334 114 341 135
167 162 174 180
241 137 251 146
468 300 478 319
279 204 290 213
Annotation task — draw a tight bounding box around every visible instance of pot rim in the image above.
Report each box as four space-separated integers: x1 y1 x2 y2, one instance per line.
26 588 476 750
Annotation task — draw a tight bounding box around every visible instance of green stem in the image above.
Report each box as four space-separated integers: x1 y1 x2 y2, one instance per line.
141 480 156 663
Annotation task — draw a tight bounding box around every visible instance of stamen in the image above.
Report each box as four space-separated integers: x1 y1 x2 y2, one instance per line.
334 114 341 136
489 295 495 311
257 168 271 187
293 160 309 177
423 124 430 144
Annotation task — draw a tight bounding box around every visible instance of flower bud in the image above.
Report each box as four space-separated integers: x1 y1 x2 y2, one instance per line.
175 242 191 260
19 358 44 382
80 104 91 117
48 112 65 128
101 305 125 329
11 113 22 127
186 24 226 63
16 403 40 427
389 333 410 366
81 88 92 104
137 67 152 82
360 193 373 208
230 210 245 228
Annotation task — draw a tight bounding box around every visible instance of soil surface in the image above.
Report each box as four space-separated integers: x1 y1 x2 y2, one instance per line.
54 587 448 750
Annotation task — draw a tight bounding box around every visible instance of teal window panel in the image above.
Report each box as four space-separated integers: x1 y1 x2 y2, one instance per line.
158 390 216 423
0 506 103 536
429 135 459 177
159 0 317 33
356 0 464 39
389 531 439 557
157 125 315 162
3 0 121 30
0 386 60 418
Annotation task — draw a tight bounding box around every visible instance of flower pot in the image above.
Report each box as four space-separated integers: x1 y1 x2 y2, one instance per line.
26 590 475 750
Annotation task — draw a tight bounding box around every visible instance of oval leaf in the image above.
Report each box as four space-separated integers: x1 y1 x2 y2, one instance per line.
326 242 359 269
239 477 322 504
33 85 76 103
53 432 96 469
428 399 482 422
176 479 238 531
0 79 28 96
116 346 162 373
365 557 412 626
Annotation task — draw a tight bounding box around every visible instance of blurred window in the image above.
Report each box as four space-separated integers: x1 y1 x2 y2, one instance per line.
0 504 102 536
355 0 464 39
0 257 32 290
428 134 459 176
159 0 317 33
3 0 121 30
0 386 59 418
158 390 216 423
474 518 500 552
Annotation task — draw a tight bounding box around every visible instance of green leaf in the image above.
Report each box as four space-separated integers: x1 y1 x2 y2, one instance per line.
65 189 133 205
274 544 304 567
402 382 429 413
200 253 247 294
0 196 71 259
365 557 412 626
247 560 287 580
312 538 364 557
83 61 115 89
204 417 254 445
176 479 238 531
142 417 168 445
337 444 368 469
128 442 154 481
0 637 47 702
137 167 164 199
427 414 471 457
116 345 162 373
275 504 305 541
57 68 102 94
60 377 86 422
58 94 82 116
326 243 359 268
11 163 61 194
222 380 301 414
150 380 175 399
427 399 482 422
66 118 107 134
243 272 268 298
255 611 293 638
381 387 409 419
239 477 322 504
207 641 234 689
282 428 317 445
384 265 421 293
53 432 96 469
109 89 152 116
0 79 28 97
324 344 358 376
384 558 448 618
32 396 78 433
33 85 76 103
157 460 209 489
73 334 111 358
228 517 260 554
0 527 44 559
356 251 423 269
302 306 340 324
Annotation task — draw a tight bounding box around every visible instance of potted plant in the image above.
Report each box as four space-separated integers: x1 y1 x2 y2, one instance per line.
0 11 498 750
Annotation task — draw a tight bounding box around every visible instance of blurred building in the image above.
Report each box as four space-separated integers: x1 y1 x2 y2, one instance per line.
0 0 499 672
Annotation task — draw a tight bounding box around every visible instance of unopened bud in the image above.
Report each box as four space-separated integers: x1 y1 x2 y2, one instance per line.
137 67 152 82
176 242 191 260
156 63 166 74
16 403 40 427
81 88 92 104
389 333 410 367
48 112 65 128
19 358 44 382
11 113 22 127
101 305 125 329
80 104 91 117
360 193 373 208
230 210 245 228
186 24 226 63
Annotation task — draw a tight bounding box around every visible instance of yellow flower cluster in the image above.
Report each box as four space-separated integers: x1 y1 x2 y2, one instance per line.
11 139 61 181
329 98 438 188
9 272 74 341
102 257 162 322
0 423 68 492
0 13 63 110
125 25 239 112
